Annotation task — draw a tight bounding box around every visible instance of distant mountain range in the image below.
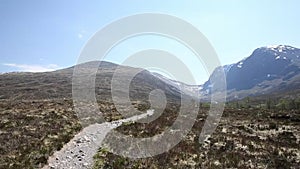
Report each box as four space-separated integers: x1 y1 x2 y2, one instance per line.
1 45 300 102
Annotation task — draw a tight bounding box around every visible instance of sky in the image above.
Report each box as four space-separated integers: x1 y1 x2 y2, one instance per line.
1 0 300 84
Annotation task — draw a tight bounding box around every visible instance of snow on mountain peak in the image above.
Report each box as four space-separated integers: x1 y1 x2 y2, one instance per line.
264 45 296 52
257 45 300 61
237 62 243 68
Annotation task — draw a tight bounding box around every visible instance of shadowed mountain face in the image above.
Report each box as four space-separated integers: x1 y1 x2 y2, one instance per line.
0 61 182 102
202 45 300 100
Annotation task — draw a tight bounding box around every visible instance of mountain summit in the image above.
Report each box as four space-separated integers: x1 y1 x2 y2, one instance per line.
202 45 300 100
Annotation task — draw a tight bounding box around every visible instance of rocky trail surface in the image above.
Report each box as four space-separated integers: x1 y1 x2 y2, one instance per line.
43 110 154 169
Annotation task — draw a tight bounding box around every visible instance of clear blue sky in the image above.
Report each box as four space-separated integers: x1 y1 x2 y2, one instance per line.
1 0 300 84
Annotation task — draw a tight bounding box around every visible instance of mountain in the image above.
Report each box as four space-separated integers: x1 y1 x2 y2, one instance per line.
202 45 300 100
151 72 202 99
2 45 300 103
0 61 184 103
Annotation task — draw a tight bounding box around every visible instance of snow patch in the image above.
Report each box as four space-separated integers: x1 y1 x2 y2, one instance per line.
265 45 296 53
237 62 243 68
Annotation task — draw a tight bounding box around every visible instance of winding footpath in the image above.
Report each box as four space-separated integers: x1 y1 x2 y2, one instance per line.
43 110 154 169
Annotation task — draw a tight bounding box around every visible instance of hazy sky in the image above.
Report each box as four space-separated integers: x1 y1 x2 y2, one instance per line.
1 0 300 84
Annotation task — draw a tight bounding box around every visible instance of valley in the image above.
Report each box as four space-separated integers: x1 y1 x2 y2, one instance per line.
0 45 300 168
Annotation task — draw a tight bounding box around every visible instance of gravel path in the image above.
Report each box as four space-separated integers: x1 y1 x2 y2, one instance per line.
43 110 154 169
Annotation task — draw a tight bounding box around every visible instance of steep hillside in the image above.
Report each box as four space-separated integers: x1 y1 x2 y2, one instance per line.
202 45 300 100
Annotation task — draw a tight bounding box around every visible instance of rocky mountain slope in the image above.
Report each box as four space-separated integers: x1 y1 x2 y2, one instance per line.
202 45 300 100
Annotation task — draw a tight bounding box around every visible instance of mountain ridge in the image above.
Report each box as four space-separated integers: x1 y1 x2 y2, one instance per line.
201 45 300 100
1 45 300 102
